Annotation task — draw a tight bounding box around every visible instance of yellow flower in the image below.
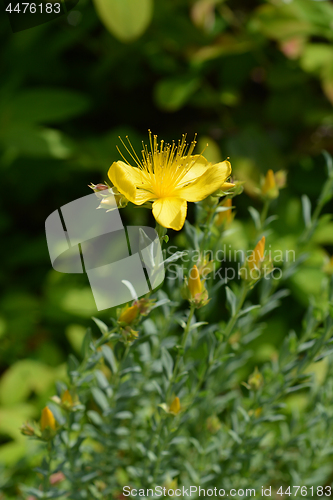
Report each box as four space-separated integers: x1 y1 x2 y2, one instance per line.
118 304 139 324
248 236 266 271
40 406 56 431
188 265 202 298
108 132 232 231
169 396 181 415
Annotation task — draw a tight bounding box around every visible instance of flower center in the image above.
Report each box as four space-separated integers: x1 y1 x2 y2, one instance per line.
117 131 201 198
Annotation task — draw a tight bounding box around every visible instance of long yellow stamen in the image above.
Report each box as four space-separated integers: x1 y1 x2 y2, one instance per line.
116 132 204 199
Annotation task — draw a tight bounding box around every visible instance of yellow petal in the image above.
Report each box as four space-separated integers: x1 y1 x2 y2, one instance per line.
175 161 232 202
152 197 187 231
108 161 153 205
179 155 210 184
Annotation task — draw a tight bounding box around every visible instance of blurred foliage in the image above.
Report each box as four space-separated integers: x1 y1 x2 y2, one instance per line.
1 0 333 495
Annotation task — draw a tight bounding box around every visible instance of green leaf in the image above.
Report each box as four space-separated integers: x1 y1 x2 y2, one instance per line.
225 286 237 316
301 194 312 228
87 410 104 426
101 345 118 374
91 387 109 411
66 324 86 355
300 44 333 74
92 317 109 335
81 329 93 358
7 88 90 124
114 411 133 419
0 125 73 159
92 0 153 42
161 347 174 380
248 206 261 230
154 76 200 112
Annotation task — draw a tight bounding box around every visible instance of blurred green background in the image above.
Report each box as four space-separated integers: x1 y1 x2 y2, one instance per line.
1 0 333 493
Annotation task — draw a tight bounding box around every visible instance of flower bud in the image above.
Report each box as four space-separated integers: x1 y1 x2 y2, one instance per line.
89 183 128 210
188 265 202 298
89 183 110 192
61 389 73 408
169 396 181 415
118 304 139 324
40 406 56 431
121 326 139 343
261 169 286 200
248 236 265 271
133 297 155 315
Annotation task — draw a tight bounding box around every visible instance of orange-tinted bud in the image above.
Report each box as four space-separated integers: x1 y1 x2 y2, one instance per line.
118 305 139 324
248 236 265 271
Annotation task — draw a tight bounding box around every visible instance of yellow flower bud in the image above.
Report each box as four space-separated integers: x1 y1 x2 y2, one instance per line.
261 169 279 199
262 169 275 193
118 304 139 324
61 390 73 407
248 236 265 271
169 396 181 415
40 406 56 431
188 265 202 298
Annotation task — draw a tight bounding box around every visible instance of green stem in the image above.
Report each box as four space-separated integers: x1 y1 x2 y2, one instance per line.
299 173 333 244
149 306 195 484
200 199 219 251
166 305 195 402
42 441 53 498
224 283 248 339
260 200 270 228
155 223 168 245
